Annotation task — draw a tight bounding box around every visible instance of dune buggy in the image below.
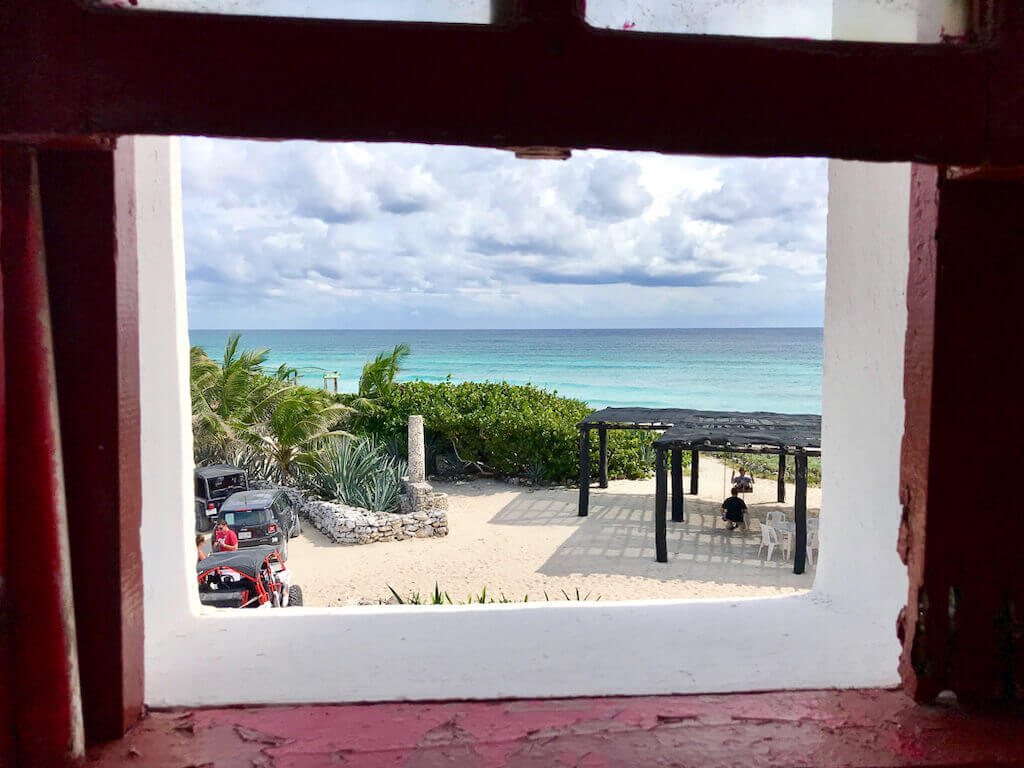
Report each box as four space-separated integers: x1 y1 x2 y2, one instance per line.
196 545 302 609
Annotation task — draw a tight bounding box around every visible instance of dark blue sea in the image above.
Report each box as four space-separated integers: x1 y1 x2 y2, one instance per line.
188 328 823 414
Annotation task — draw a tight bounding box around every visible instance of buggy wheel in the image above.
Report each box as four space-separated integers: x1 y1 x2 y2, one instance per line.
287 585 303 607
290 516 301 538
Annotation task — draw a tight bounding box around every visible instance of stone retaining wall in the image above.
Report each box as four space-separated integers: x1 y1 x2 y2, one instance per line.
251 482 448 545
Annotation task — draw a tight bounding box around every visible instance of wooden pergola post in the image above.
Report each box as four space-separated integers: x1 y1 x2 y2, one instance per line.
671 446 684 522
777 453 786 503
793 453 808 574
598 426 608 489
577 426 590 517
654 447 668 563
690 449 699 494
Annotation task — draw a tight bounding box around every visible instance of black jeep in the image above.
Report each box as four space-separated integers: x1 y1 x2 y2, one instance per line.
194 464 248 532
218 489 301 561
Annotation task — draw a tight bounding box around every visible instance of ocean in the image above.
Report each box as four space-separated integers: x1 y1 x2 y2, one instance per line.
188 328 823 414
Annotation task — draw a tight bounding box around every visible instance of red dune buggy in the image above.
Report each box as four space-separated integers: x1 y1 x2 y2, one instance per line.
196 545 302 609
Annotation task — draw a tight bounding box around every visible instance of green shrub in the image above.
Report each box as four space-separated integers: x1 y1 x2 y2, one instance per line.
303 436 407 512
342 379 658 484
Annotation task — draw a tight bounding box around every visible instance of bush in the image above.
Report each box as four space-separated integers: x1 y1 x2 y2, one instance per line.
303 436 407 513
343 379 659 484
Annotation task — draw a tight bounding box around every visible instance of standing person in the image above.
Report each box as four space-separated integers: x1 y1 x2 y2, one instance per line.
732 467 754 493
196 533 208 562
212 519 238 552
721 487 748 531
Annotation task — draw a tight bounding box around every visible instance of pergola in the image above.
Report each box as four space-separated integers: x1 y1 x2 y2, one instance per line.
578 408 821 574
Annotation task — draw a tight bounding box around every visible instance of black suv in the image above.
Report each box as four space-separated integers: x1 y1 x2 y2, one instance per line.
195 464 248 531
218 489 301 561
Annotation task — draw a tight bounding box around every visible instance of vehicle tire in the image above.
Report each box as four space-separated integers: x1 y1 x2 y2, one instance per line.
290 516 301 538
287 585 303 607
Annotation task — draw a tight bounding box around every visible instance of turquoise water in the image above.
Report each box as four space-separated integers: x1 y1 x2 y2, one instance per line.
188 328 823 414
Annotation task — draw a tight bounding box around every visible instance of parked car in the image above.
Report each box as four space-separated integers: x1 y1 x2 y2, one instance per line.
194 464 248 531
217 489 301 561
196 546 302 608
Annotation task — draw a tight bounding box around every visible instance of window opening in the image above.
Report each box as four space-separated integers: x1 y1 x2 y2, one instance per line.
88 0 491 24
586 0 833 38
184 139 826 607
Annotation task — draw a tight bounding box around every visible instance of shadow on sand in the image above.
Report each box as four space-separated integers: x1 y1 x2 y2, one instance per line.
489 490 816 589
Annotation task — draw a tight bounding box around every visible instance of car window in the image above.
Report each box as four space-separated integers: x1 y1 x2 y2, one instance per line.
195 477 206 497
208 473 246 499
222 508 272 527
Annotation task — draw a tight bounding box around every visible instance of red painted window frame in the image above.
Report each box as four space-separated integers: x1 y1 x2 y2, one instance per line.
3 0 1024 763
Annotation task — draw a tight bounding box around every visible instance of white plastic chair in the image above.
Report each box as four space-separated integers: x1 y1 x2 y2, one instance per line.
758 524 790 561
806 524 820 567
766 509 787 526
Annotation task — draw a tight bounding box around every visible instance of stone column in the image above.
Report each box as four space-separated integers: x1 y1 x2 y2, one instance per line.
407 414 425 482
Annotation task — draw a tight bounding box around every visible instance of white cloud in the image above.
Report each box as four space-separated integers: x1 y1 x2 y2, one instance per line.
182 140 827 329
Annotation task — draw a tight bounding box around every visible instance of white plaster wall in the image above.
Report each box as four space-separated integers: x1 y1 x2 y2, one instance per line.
812 0 963 625
136 136 203 682
137 0 960 705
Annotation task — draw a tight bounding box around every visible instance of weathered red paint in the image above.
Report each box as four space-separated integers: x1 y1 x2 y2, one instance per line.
0 0 1001 164
899 163 940 701
0 143 13 768
38 141 144 744
901 162 1024 703
86 690 1024 767
0 144 84 766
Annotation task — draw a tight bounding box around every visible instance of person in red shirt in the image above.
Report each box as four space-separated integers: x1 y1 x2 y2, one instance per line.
212 519 238 552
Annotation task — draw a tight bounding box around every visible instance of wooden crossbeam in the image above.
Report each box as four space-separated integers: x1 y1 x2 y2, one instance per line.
1 0 1015 163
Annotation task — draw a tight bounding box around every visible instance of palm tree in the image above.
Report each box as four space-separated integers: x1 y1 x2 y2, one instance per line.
351 343 411 413
274 363 299 383
191 333 278 462
242 391 352 481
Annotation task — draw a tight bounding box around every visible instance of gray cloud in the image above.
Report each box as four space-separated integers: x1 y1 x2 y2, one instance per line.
181 140 827 328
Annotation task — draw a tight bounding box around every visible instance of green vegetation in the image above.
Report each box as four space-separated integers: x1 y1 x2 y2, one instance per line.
305 436 407 512
191 333 351 483
713 452 822 488
346 378 658 484
385 583 601 604
191 334 659 507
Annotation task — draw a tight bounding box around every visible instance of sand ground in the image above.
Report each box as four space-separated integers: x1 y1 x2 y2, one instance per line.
286 455 821 606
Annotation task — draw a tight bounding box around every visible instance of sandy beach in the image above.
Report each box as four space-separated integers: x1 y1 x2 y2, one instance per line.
286 455 820 606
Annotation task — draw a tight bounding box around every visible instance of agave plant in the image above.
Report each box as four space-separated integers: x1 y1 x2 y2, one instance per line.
305 436 407 513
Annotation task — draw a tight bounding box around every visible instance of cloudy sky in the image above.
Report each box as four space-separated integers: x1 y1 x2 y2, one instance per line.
181 0 831 330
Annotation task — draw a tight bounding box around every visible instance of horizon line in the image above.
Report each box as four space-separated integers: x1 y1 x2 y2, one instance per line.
189 326 825 332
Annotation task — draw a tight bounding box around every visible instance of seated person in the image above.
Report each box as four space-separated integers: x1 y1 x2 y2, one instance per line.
731 467 754 493
721 487 748 530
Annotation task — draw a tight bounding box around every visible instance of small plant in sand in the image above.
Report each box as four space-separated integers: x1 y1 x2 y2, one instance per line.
385 583 600 604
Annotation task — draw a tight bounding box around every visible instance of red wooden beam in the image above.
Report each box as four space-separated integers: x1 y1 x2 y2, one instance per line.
0 143 84 766
900 163 1024 703
0 0 1000 163
0 144 12 768
38 142 144 744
